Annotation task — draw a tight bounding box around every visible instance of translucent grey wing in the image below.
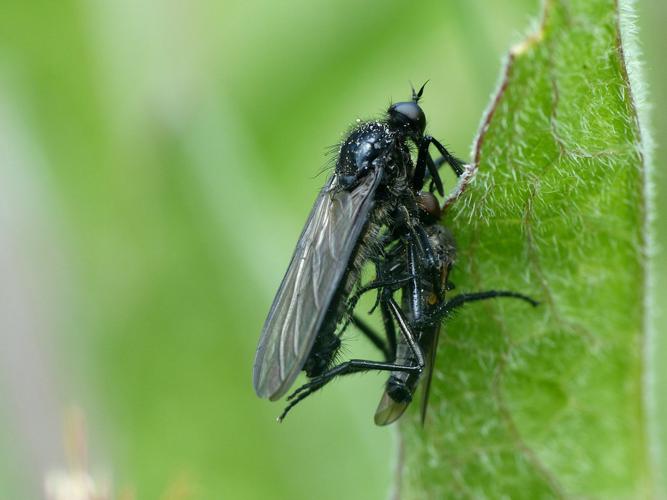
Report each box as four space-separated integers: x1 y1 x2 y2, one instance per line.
374 391 409 426
419 259 452 424
253 169 383 400
418 322 442 425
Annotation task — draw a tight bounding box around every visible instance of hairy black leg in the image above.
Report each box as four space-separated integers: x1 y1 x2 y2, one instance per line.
421 290 538 327
433 156 448 169
380 299 397 360
429 155 465 193
289 298 423 403
336 274 411 336
424 147 444 195
413 139 427 192
277 358 420 421
414 138 444 195
351 314 390 360
428 136 465 176
417 136 466 192
347 275 412 316
386 297 425 368
279 298 424 421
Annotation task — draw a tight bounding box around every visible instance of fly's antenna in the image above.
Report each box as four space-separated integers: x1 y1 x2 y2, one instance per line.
411 80 429 102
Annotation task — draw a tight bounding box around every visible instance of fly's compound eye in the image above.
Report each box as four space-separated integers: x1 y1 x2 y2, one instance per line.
416 191 441 223
388 101 426 137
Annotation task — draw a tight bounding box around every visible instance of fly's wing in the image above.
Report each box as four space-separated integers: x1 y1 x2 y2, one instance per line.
253 169 383 401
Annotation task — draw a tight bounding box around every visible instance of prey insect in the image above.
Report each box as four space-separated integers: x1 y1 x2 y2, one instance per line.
253 84 464 407
372 192 538 425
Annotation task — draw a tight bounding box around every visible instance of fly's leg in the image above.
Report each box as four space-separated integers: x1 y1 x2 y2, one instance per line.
350 281 402 361
380 299 397 360
385 297 425 368
278 297 424 422
336 237 409 337
277 360 420 422
414 135 467 194
429 136 465 176
420 290 539 328
346 275 411 317
336 274 411 340
414 138 444 195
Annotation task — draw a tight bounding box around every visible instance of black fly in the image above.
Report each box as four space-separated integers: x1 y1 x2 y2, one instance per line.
253 84 463 409
253 84 537 423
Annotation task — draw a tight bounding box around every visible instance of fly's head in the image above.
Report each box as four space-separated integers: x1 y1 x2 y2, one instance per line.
387 82 427 140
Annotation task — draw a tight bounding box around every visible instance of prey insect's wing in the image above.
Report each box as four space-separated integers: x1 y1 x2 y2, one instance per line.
418 322 442 424
253 169 384 401
419 260 451 424
374 391 409 426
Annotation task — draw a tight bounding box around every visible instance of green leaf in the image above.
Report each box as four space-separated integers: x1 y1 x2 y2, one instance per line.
398 0 654 497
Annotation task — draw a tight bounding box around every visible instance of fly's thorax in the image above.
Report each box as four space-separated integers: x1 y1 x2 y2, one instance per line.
335 121 412 191
337 122 391 179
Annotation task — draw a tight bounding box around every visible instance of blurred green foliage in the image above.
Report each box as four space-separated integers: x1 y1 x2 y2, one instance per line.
0 0 664 498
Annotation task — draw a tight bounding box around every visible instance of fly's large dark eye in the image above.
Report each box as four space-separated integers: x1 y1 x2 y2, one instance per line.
388 101 426 136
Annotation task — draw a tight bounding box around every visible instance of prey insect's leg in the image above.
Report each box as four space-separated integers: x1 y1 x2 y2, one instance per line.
422 290 538 327
445 291 538 311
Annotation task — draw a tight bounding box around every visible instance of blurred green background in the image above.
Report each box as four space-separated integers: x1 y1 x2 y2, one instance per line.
0 0 664 498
